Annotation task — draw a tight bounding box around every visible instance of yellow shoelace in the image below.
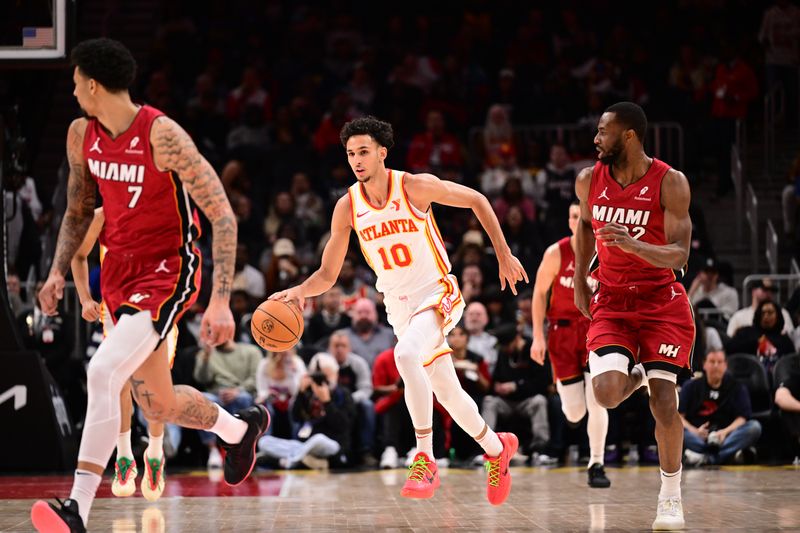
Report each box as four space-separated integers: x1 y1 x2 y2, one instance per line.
407 457 433 482
484 457 501 487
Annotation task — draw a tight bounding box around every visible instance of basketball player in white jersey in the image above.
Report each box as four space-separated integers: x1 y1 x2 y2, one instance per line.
272 116 527 505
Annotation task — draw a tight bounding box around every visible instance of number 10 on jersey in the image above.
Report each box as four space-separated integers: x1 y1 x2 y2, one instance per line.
377 243 412 269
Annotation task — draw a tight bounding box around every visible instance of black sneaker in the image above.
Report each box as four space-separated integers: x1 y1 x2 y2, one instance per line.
219 405 270 486
31 498 86 532
587 463 611 488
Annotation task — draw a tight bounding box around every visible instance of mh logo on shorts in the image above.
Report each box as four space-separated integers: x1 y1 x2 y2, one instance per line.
658 343 680 358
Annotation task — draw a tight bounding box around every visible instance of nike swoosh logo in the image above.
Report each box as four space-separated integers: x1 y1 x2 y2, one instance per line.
426 475 435 484
357 211 369 217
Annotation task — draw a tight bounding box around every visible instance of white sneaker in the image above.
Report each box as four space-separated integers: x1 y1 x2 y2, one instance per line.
207 446 223 469
533 453 558 466
652 497 685 530
683 449 706 467
435 457 450 469
380 446 399 469
301 454 329 470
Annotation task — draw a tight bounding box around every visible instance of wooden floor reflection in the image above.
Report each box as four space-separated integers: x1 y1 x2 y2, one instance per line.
2 465 799 531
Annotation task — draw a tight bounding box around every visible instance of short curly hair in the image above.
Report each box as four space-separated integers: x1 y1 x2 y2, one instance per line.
71 38 137 93
339 116 394 149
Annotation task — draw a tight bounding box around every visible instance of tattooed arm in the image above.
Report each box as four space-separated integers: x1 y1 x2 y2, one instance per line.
39 119 96 315
151 116 237 346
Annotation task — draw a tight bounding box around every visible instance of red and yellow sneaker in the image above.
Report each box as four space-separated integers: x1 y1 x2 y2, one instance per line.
141 452 166 502
111 457 138 497
484 432 518 506
400 452 440 499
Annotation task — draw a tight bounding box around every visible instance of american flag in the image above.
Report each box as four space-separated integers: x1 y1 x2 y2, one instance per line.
22 27 55 48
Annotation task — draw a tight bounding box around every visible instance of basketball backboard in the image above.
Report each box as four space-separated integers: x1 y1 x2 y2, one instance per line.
0 0 72 61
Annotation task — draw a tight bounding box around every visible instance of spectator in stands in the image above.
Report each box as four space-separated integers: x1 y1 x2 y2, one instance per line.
263 191 305 247
406 110 464 174
534 143 577 240
226 103 271 152
728 300 796 373
680 350 762 466
480 144 536 200
313 92 356 159
688 258 739 318
310 332 376 465
304 286 351 347
347 64 376 113
263 239 302 297
708 44 758 198
500 205 544 274
463 302 499 372
492 178 537 223
4 163 48 280
691 311 725 374
774 367 800 454
194 339 261 468
226 66 272 124
255 348 307 438
337 256 375 311
447 324 491 460
344 298 395 368
5 270 24 317
727 279 794 338
759 0 800 126
482 324 551 458
258 354 355 469
232 243 265 301
482 104 515 168
289 171 325 235
517 292 534 339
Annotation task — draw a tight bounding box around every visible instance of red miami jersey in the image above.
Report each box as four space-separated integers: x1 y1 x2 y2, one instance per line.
82 105 200 256
588 158 679 288
547 237 583 321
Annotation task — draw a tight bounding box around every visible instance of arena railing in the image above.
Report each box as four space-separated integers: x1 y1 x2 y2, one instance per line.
746 183 759 273
732 144 744 240
766 219 779 275
468 122 684 170
741 273 800 308
763 83 786 180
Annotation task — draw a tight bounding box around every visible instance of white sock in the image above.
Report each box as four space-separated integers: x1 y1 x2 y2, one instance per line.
415 431 433 458
476 426 503 457
659 467 682 500
585 375 608 467
116 430 133 460
147 432 164 461
209 404 248 444
69 469 102 525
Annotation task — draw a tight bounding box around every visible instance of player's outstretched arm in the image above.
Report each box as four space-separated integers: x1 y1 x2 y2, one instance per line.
595 169 691 270
70 207 105 322
405 173 528 295
151 116 236 346
573 167 596 319
530 242 560 365
270 194 353 309
40 118 96 316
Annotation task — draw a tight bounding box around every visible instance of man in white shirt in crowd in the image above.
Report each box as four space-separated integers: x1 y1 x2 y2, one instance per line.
688 258 739 319
464 302 499 373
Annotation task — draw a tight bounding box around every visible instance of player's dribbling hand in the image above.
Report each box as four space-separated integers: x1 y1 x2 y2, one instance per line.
595 222 638 253
80 299 102 322
573 276 593 320
38 272 65 316
497 251 529 296
269 286 306 311
530 336 546 365
201 298 235 347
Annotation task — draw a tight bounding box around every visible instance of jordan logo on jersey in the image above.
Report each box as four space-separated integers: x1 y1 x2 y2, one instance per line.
90 138 102 154
88 159 145 184
359 218 420 242
670 286 679 300
598 187 609 200
155 260 170 273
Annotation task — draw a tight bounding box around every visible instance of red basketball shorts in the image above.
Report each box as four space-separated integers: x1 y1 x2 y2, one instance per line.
101 246 201 340
547 316 591 385
587 281 695 375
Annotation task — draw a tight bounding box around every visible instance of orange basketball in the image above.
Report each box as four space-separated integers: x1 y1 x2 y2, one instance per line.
250 299 304 352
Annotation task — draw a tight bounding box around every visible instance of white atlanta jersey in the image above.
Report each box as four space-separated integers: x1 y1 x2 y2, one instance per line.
348 169 452 296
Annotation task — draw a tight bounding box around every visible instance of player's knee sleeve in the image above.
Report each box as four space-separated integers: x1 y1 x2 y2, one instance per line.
556 379 587 423
588 350 630 379
79 311 159 466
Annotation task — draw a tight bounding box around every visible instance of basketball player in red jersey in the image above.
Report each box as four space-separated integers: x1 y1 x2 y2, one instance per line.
530 202 610 489
573 102 694 530
31 39 269 533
